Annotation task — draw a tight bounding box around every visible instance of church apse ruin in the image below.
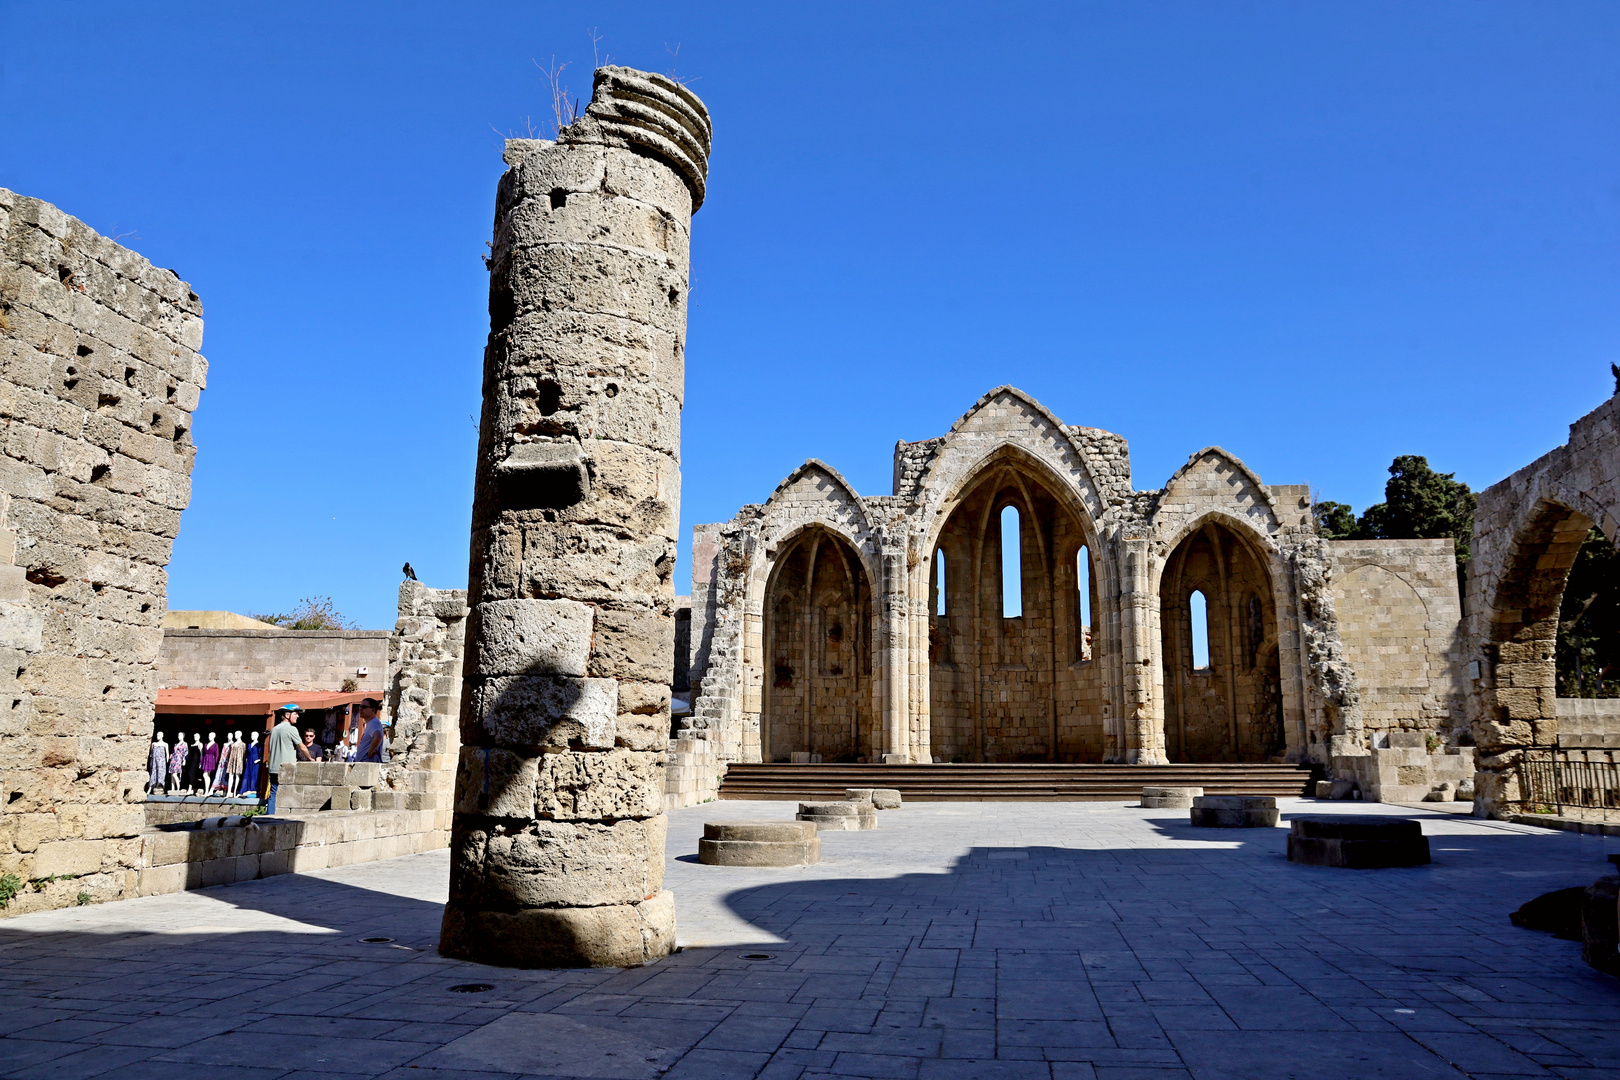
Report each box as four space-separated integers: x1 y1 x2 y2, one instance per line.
681 387 1471 798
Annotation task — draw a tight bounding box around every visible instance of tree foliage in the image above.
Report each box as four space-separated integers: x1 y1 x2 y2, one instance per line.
1312 500 1357 540
1315 455 1476 573
251 595 356 630
1557 527 1620 697
1356 455 1477 568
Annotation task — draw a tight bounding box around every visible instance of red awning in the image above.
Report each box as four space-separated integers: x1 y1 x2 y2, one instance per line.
155 688 376 716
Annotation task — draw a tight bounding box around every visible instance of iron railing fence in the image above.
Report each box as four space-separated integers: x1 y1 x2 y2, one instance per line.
1518 748 1620 815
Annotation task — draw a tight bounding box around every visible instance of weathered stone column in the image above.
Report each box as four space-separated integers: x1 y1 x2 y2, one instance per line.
441 66 710 968
1119 539 1167 764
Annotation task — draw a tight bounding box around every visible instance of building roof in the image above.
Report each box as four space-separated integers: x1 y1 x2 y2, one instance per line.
162 610 282 630
154 688 376 715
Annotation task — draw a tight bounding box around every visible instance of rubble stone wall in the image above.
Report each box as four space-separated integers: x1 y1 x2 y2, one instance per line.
0 188 205 915
384 579 466 811
444 66 709 967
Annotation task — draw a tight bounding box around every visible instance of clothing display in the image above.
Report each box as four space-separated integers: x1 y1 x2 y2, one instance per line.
210 753 229 795
148 740 167 790
201 739 220 776
183 741 203 791
227 738 246 775
241 741 261 794
168 739 187 780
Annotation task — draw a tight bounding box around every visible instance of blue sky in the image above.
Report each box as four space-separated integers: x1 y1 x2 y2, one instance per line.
4 2 1618 629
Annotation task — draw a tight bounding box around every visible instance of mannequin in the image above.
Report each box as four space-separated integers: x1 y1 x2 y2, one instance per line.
167 735 187 794
208 734 229 796
148 732 168 794
201 732 220 789
241 731 262 799
184 733 203 794
225 731 245 797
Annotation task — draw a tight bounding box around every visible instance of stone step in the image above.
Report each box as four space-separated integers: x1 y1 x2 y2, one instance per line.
719 763 1316 802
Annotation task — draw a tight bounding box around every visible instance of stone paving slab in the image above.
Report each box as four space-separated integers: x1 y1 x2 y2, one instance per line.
0 800 1618 1079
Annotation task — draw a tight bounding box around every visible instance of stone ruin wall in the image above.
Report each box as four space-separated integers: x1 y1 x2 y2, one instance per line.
444 66 709 966
385 579 467 814
0 188 205 915
1328 539 1465 740
1466 392 1620 816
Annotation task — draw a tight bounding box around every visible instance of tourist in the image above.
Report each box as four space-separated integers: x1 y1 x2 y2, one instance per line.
356 698 388 764
264 705 302 815
298 727 322 762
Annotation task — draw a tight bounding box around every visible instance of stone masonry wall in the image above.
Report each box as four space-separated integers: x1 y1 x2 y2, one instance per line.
385 580 466 809
158 628 390 692
444 67 710 967
0 188 205 915
1328 539 1464 739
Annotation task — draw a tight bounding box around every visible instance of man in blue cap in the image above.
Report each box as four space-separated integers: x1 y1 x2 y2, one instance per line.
264 704 303 815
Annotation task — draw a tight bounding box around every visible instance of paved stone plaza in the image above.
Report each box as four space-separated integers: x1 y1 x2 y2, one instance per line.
1 800 1617 1080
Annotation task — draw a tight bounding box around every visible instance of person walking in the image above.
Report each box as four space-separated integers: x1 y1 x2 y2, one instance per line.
355 698 389 764
264 705 303 815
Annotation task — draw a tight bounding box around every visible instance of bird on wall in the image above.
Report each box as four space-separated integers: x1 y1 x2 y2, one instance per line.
403 562 417 581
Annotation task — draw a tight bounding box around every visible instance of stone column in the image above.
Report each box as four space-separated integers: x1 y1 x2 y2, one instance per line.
440 66 710 968
1119 539 1167 764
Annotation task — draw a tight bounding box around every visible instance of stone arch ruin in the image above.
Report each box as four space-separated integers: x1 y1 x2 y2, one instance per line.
1464 394 1620 814
678 386 1472 801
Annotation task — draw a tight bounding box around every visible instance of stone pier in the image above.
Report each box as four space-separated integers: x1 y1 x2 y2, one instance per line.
439 66 710 968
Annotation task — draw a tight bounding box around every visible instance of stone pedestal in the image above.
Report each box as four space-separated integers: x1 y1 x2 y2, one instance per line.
1190 796 1279 828
845 787 902 809
440 66 711 969
797 801 877 831
699 821 820 866
1142 786 1203 809
1286 816 1430 868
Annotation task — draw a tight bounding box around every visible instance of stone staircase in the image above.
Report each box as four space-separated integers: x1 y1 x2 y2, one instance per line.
717 762 1319 802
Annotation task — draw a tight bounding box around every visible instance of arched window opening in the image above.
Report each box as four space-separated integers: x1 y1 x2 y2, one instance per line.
934 549 947 617
1076 545 1092 661
1001 505 1022 618
1189 589 1210 670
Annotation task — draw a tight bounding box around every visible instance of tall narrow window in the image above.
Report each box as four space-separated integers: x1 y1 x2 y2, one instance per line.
1001 505 1022 618
1189 589 1210 670
934 549 947 617
1076 545 1092 660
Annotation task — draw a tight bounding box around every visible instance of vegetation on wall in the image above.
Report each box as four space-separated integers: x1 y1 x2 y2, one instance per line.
250 595 356 630
1556 528 1620 698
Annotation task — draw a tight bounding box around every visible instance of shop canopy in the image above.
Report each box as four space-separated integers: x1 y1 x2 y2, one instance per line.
155 689 377 716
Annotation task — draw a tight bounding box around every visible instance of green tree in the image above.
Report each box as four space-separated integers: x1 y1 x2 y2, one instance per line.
1355 455 1476 572
1312 500 1357 540
1557 527 1620 697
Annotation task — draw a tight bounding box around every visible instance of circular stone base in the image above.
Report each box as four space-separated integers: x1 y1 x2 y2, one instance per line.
438 890 676 969
797 801 878 831
699 820 821 866
1190 795 1280 828
1142 785 1204 808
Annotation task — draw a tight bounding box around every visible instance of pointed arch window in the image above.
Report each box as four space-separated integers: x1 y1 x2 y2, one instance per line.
1076 545 1092 661
934 549 947 617
1001 505 1022 618
1189 589 1211 671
